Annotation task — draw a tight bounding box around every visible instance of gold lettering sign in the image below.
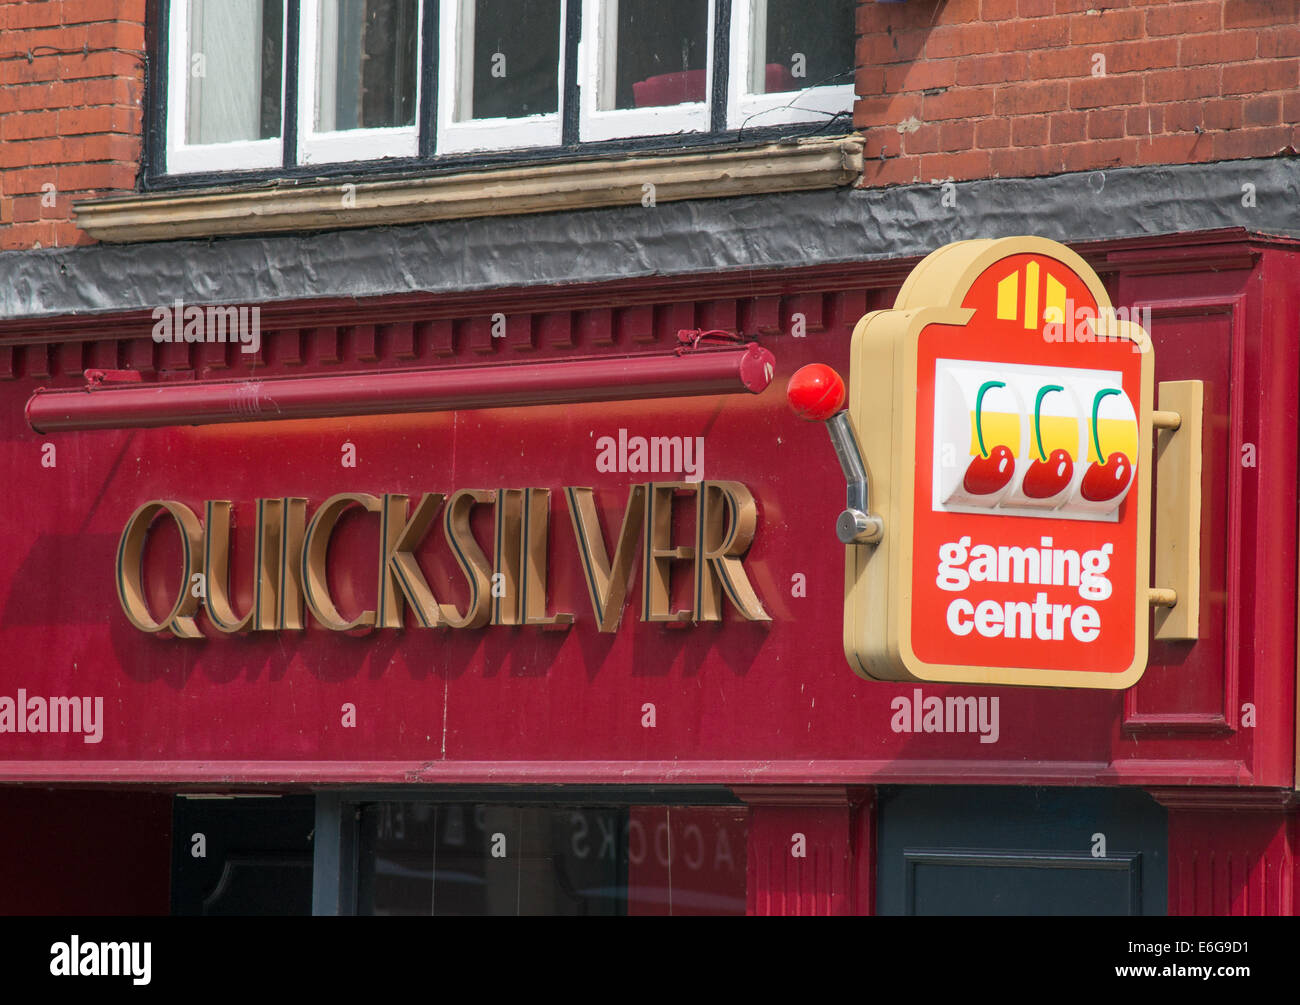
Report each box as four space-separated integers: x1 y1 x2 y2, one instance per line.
116 483 766 637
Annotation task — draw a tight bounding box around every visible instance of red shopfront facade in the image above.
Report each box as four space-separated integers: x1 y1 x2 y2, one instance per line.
0 228 1297 916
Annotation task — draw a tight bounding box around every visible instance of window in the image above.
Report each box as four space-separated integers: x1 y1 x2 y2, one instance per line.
166 0 286 173
298 0 422 163
160 0 855 176
355 802 748 916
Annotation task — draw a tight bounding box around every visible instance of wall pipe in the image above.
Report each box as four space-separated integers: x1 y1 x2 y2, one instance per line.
27 343 776 433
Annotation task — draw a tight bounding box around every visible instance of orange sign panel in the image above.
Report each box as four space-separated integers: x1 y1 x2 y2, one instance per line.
844 237 1154 689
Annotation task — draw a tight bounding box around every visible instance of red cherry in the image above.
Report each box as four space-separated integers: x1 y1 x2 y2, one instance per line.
786 364 846 421
1023 449 1074 498
1081 451 1133 501
962 444 1015 496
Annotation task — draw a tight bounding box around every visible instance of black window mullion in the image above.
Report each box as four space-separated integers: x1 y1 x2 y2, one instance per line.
418 0 438 157
711 0 731 134
283 0 301 168
562 0 581 146
146 0 168 179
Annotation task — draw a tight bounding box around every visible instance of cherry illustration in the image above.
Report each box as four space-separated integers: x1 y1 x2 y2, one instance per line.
961 380 1015 496
1022 384 1074 499
964 445 1015 495
1082 451 1133 501
1081 388 1133 502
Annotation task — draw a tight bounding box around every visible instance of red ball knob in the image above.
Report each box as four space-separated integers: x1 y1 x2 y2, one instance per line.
786 364 846 421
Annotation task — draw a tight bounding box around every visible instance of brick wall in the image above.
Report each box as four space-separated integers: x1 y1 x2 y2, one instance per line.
856 0 1300 186
0 0 145 250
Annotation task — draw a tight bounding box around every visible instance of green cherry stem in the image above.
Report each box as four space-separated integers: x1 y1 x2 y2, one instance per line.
974 380 1005 458
1092 388 1122 461
1033 384 1064 462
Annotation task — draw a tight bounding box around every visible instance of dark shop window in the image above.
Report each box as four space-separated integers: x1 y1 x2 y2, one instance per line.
356 802 748 916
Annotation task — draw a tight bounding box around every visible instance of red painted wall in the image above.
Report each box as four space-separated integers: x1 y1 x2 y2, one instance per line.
0 236 1290 790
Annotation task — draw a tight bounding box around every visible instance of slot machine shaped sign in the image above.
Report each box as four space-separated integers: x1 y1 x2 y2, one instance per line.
799 236 1202 689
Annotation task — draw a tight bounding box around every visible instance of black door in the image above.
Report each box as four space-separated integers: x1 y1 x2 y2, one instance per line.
171 795 315 916
876 786 1167 916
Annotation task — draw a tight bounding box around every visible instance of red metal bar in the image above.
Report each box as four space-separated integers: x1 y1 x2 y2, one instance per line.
26 343 776 433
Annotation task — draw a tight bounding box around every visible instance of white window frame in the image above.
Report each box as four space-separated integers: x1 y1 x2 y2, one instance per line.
436 0 567 155
297 0 424 165
578 0 715 143
725 0 855 132
166 0 286 175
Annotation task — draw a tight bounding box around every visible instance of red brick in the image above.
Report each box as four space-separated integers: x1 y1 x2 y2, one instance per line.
1103 38 1179 74
918 149 992 182
1202 98 1244 130
1181 31 1257 67
1285 91 1300 123
1 110 58 141
1069 75 1141 110
924 23 1000 58
1212 125 1294 159
939 118 977 150
901 123 944 156
1050 110 1087 144
982 0 1018 17
854 93 924 126
858 30 926 67
1026 48 1094 79
956 53 1029 86
1057 136 1140 170
1258 26 1300 58
1011 114 1049 145
1019 0 1056 16
1243 94 1283 127
1223 0 1300 28
990 145 1062 177
1124 105 1164 136
1146 2 1223 36
976 117 1013 148
923 86 996 121
858 2 933 35
995 80 1070 115
859 156 924 188
884 60 957 93
1144 66 1221 102
1087 107 1127 138
999 15 1071 50
11 196 42 224
1140 132 1211 165
1070 9 1144 44
58 162 133 192
7 2 62 28
76 133 140 163
62 0 146 25
1222 59 1299 94
938 0 983 21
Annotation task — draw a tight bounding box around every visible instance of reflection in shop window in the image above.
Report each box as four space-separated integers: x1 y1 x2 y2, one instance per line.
356 803 747 916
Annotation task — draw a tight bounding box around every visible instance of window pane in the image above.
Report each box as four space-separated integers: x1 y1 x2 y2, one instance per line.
457 0 562 121
356 802 748 916
315 0 418 132
185 0 283 144
600 0 709 111
751 0 854 95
